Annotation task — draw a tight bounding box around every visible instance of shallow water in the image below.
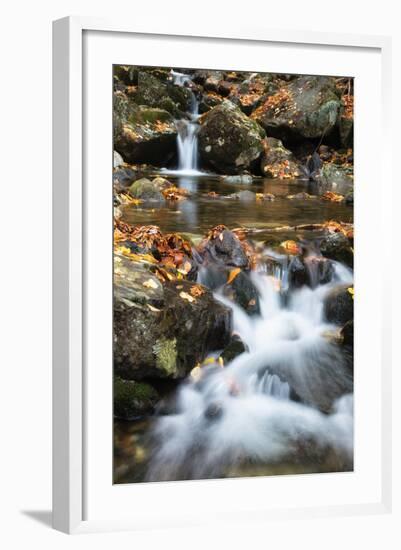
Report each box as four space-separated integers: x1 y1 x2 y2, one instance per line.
121 174 353 243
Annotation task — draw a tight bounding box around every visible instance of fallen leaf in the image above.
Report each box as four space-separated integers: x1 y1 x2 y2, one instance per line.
190 284 206 297
142 279 158 289
179 291 195 303
280 240 300 254
227 268 241 285
322 191 345 202
347 287 354 299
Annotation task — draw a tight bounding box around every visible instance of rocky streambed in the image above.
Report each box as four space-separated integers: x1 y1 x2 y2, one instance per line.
113 65 354 484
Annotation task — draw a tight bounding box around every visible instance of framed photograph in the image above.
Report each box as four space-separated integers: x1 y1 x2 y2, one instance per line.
52 17 392 534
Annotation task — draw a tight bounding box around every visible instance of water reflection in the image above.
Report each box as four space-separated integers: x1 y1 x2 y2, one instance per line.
122 174 353 243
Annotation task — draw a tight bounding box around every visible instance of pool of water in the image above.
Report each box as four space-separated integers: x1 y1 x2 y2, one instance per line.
121 174 353 244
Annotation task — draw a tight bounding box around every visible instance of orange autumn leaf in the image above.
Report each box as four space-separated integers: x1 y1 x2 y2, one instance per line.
280 240 300 254
190 284 206 298
227 268 241 285
322 191 345 203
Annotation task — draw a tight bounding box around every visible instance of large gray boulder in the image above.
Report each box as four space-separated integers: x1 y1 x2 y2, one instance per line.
252 76 341 142
198 100 265 174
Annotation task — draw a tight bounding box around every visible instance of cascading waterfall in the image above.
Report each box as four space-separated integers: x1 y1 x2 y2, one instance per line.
146 253 354 482
169 71 203 175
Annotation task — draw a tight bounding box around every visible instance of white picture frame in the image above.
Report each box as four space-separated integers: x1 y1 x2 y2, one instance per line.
52 16 392 534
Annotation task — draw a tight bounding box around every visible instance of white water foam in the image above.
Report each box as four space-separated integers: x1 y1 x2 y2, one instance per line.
146 257 354 481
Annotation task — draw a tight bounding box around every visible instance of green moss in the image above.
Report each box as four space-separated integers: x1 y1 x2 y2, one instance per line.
128 107 172 126
113 377 158 419
153 337 177 376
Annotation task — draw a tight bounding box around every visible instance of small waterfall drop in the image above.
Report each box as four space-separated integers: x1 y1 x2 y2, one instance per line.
167 71 203 175
146 253 354 481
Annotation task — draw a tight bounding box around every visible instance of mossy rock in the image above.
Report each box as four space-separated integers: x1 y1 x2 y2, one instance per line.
128 178 164 201
128 106 173 125
134 71 191 116
198 100 265 174
113 377 159 419
113 92 177 165
114 274 232 381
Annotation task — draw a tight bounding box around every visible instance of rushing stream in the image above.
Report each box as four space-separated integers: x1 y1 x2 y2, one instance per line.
114 71 354 484
144 261 353 481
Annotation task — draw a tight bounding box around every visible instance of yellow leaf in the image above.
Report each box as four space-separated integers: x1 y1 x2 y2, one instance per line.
280 240 300 254
142 279 158 289
227 268 241 285
179 291 195 303
347 287 354 299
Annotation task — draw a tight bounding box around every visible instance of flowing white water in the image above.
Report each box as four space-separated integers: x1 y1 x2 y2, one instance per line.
162 71 204 176
146 257 354 481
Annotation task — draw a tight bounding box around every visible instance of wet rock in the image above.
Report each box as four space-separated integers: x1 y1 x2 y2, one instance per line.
339 100 353 147
198 100 265 174
229 74 276 115
288 256 308 288
193 69 223 87
204 71 224 92
318 163 353 194
151 176 171 189
134 71 192 116
198 92 224 114
114 150 124 168
230 190 256 201
198 228 250 269
114 255 164 306
324 284 354 325
221 174 253 184
113 166 138 193
197 265 227 290
341 320 353 348
345 191 354 206
260 137 301 178
221 334 248 364
204 402 224 421
128 177 164 201
114 259 232 380
252 76 341 142
114 377 159 419
304 256 334 287
222 270 260 315
319 232 353 268
113 92 177 165
288 255 333 289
